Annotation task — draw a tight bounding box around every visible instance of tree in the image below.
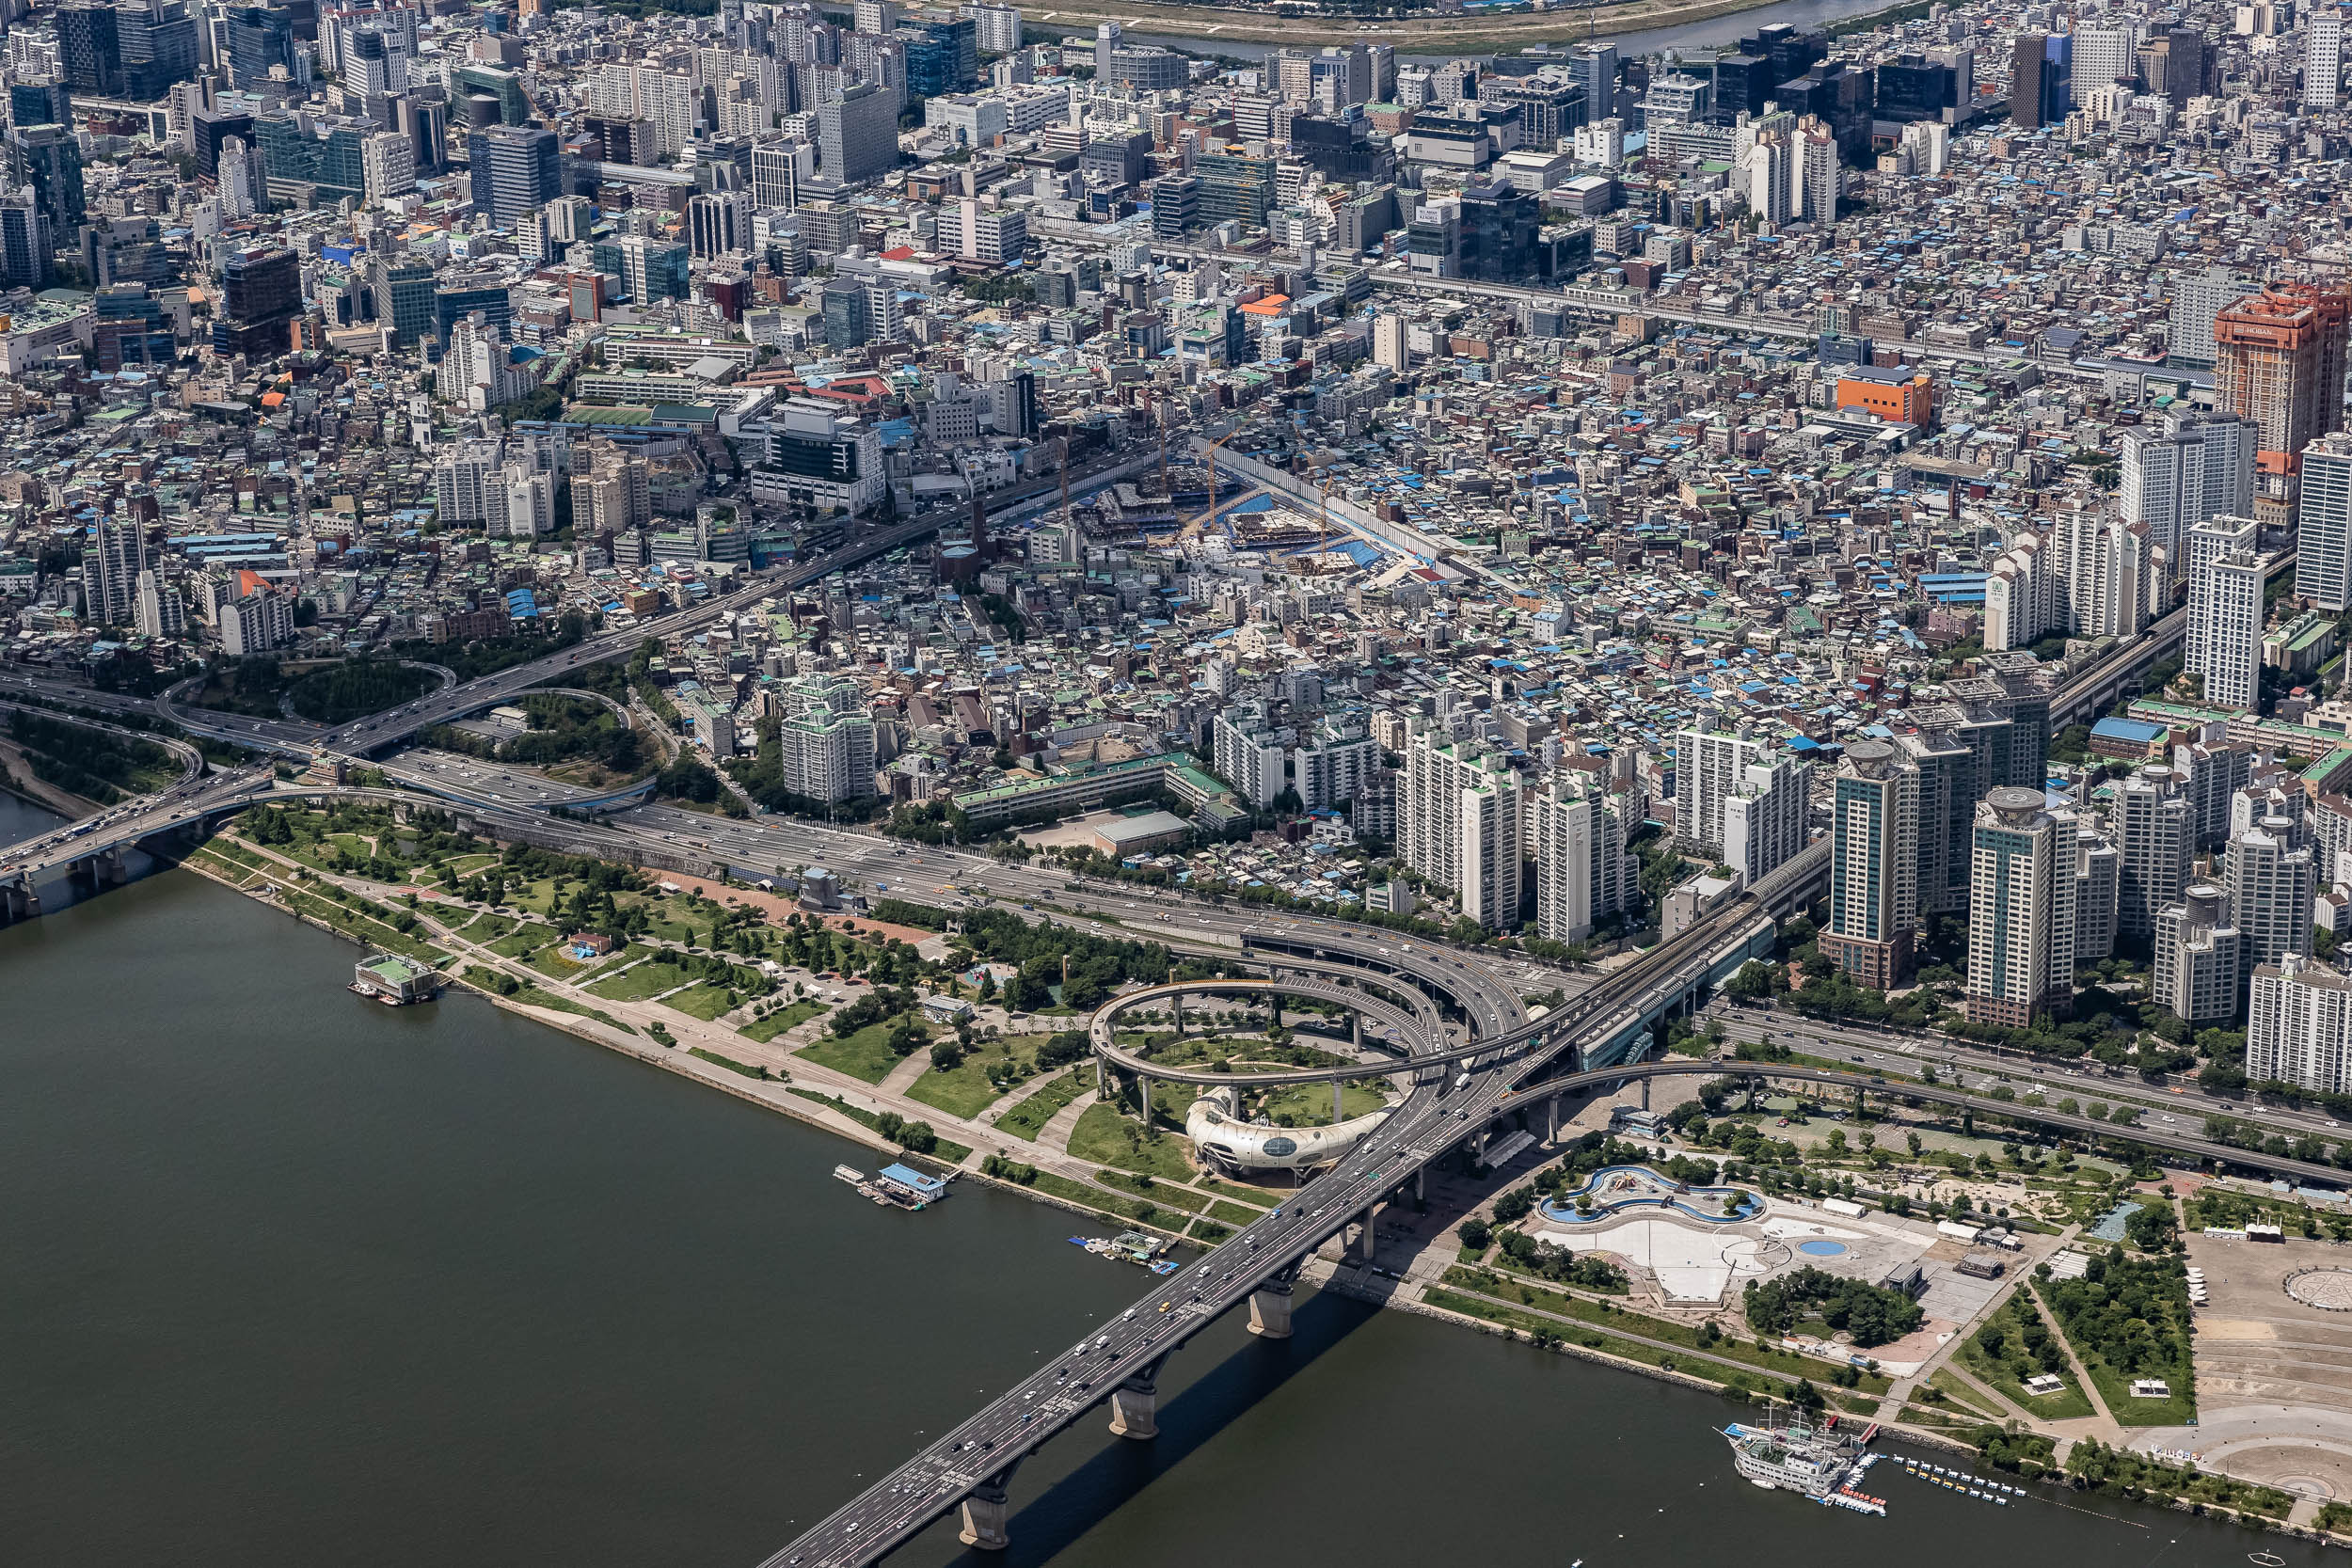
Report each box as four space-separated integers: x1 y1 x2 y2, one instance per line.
930 1038 966 1070
1457 1217 1491 1250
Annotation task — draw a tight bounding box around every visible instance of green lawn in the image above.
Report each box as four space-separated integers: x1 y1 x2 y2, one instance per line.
454 911 515 941
996 1070 1091 1141
1927 1367 2004 1420
906 1035 1058 1121
527 944 593 981
1026 1170 1174 1229
667 983 739 1021
784 1088 971 1162
690 1046 768 1078
742 999 828 1042
1445 1268 1894 1393
1255 1081 1391 1126
1197 1178 1279 1210
793 1019 915 1085
1067 1103 1199 1180
1958 1336 2096 1421
488 923 563 958
1207 1200 1262 1226
587 959 694 1001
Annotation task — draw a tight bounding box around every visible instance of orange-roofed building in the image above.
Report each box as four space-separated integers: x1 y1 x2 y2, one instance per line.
1835 366 1937 427
1238 293 1290 318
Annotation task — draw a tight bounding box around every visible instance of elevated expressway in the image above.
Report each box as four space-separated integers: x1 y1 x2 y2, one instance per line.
752 847 1831 1568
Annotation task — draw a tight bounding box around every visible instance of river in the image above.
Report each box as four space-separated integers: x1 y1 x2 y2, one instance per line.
0 846 2332 1568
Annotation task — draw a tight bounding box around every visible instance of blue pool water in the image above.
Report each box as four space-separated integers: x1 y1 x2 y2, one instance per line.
1797 1240 1849 1257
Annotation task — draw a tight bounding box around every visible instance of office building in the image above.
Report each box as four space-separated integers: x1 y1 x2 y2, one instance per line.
9 122 85 233
467 122 559 228
56 3 123 96
0 189 52 290
689 188 752 259
120 0 199 99
750 396 886 515
1964 786 2067 1027
2309 8 2344 108
2010 32 2071 128
592 235 690 305
211 245 301 358
1401 733 1524 930
817 82 898 183
9 81 72 129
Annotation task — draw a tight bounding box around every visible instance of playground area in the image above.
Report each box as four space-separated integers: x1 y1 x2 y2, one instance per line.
1537 1164 1763 1227
1529 1175 1940 1314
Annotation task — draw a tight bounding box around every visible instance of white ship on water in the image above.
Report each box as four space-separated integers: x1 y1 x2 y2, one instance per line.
1720 1412 1887 1516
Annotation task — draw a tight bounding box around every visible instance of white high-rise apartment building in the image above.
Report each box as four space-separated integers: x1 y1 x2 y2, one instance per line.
966 3 1021 54
778 673 879 803
2185 515 2266 709
1984 531 2060 651
1741 130 1792 226
2153 881 2244 1022
2308 8 2344 107
2229 811 2316 972
2114 763 2196 940
1212 705 1287 808
1723 754 1808 882
80 516 146 628
135 567 183 639
1796 122 1840 219
1401 734 1524 930
2298 432 2352 610
1528 776 1635 943
2170 267 2258 364
1964 786 2066 1028
2121 413 2258 588
2051 505 2150 640
1674 721 1780 861
2250 956 2352 1093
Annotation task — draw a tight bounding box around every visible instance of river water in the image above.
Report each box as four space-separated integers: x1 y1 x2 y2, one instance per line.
0 843 2334 1568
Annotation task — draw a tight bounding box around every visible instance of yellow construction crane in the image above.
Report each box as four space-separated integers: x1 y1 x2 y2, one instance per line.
1184 428 1238 545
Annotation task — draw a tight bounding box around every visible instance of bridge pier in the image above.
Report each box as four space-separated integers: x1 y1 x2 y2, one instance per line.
1170 995 1182 1037
1350 1206 1377 1265
1468 1128 1490 1172
957 1478 1013 1551
97 846 127 885
1351 1012 1362 1050
1332 1079 1343 1123
1107 1373 1159 1440
1248 1275 1295 1338
1 874 34 922
1544 1093 1562 1144
1639 1075 1650 1111
1413 1167 1425 1204
1095 1054 1117 1101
